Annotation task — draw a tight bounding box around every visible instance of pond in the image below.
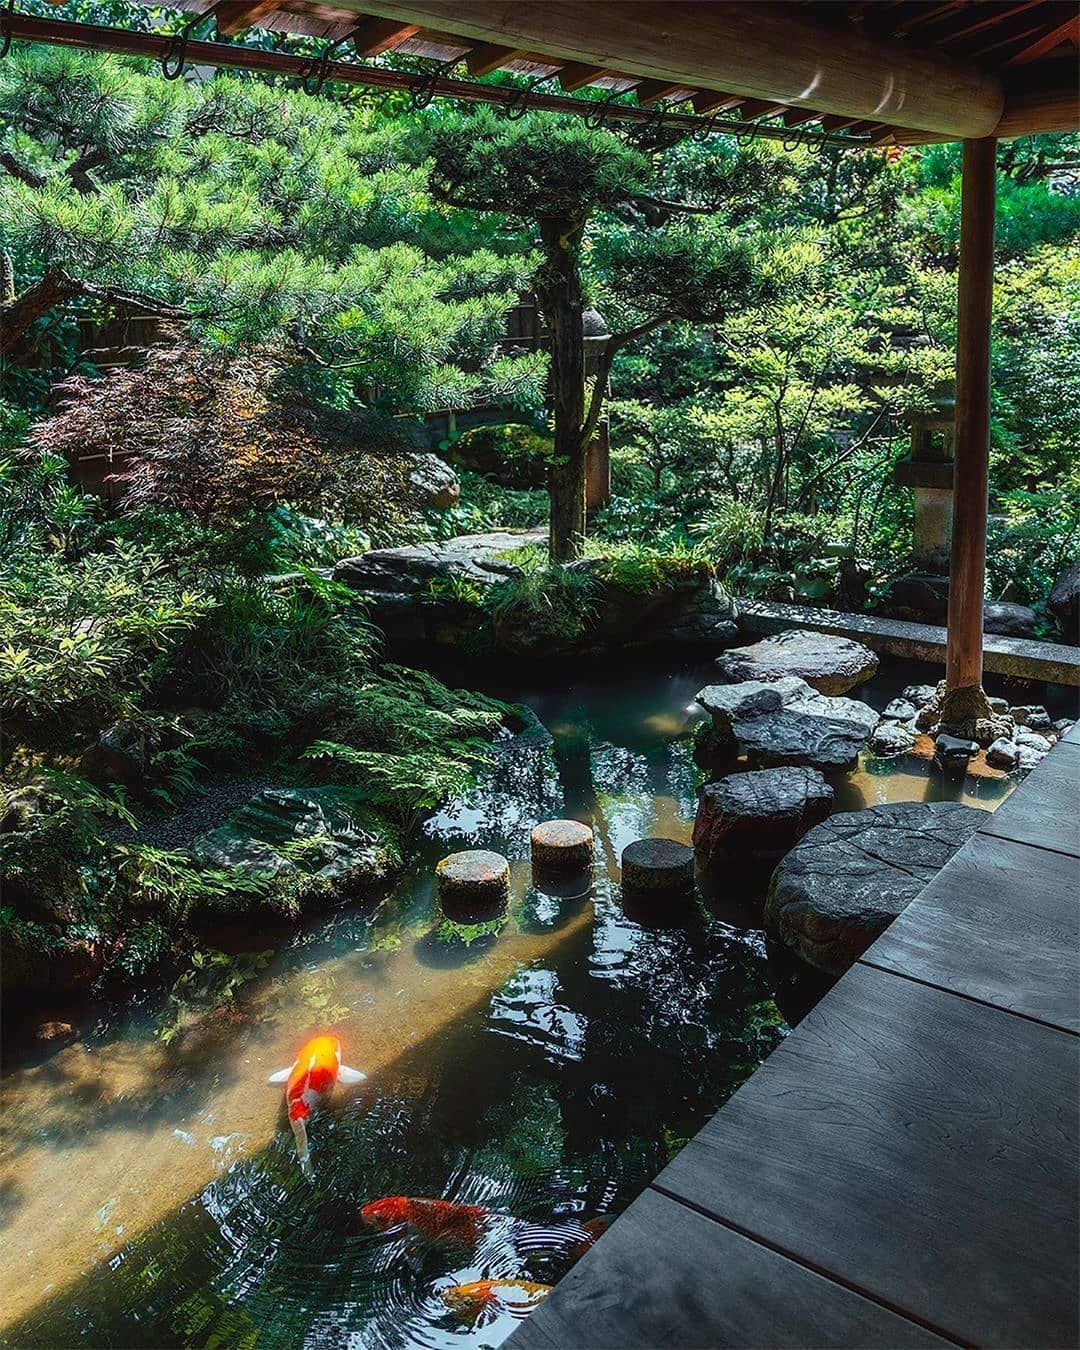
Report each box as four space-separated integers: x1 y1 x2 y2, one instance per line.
0 655 1013 1347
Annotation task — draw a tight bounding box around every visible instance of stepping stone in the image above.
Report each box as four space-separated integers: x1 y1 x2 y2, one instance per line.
765 802 982 975
715 628 878 696
621 838 694 894
880 697 917 722
531 819 594 871
693 767 833 871
436 849 510 916
696 676 878 773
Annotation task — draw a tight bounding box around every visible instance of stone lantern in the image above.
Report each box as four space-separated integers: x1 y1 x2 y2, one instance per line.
892 387 956 574
582 307 612 511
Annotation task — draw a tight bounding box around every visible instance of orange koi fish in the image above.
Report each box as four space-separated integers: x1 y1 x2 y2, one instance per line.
360 1196 491 1247
442 1279 553 1326
267 1034 366 1170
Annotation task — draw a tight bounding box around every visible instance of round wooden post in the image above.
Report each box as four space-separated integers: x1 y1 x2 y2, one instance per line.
945 137 996 694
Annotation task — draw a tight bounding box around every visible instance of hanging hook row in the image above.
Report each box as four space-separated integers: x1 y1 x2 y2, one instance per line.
502 68 561 120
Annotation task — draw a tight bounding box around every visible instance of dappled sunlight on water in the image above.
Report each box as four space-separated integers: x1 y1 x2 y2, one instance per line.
0 654 1020 1346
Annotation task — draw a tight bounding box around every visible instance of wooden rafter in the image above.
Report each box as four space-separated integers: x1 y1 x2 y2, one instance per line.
558 62 607 91
936 1 1045 43
465 41 527 76
348 16 420 56
1008 14 1080 62
692 90 744 115
634 79 685 105
214 0 280 36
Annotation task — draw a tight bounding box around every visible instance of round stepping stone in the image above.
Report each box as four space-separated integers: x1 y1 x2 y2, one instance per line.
621 837 694 894
531 819 594 871
765 802 982 975
435 849 509 916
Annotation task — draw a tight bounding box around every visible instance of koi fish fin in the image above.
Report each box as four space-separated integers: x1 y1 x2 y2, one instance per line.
268 1063 295 1085
291 1115 311 1172
338 1065 367 1085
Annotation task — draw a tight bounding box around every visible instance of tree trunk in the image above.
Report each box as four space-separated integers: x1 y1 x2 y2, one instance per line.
0 268 80 358
536 215 587 562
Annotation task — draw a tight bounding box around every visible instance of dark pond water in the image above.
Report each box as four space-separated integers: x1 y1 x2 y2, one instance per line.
0 655 1015 1347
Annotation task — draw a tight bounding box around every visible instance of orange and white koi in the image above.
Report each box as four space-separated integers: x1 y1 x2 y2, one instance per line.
267 1034 366 1171
441 1279 553 1326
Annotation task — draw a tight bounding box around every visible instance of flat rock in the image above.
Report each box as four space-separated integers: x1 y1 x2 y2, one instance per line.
764 801 983 975
880 698 917 722
725 680 878 771
334 530 542 598
695 679 788 727
436 848 510 914
715 628 879 696
934 733 980 763
693 767 833 870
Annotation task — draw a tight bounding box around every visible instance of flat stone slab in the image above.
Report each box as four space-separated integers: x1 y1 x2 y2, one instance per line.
736 599 1080 688
622 837 694 893
765 801 983 974
531 819 594 870
693 767 833 870
716 628 879 695
334 530 543 598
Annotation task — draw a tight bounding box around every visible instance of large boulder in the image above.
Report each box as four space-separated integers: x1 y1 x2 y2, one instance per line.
187 787 397 911
983 601 1038 641
334 530 540 600
1050 561 1080 644
693 767 833 871
765 801 982 974
405 452 460 510
715 628 878 695
696 675 877 772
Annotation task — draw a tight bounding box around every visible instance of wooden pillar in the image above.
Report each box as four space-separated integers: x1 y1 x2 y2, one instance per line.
945 137 996 694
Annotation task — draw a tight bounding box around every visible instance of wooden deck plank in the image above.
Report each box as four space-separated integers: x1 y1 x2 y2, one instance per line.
861 831 1080 1031
509 1187 952 1349
652 964 1079 1349
977 740 1080 856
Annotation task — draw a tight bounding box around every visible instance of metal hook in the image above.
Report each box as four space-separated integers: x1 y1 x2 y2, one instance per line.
628 100 671 150
300 35 349 95
0 0 14 60
406 58 456 112
582 85 627 131
160 3 225 81
502 69 559 121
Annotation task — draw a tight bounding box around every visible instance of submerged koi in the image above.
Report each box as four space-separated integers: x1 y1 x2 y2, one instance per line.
441 1278 553 1325
267 1034 366 1171
360 1195 606 1258
360 1196 491 1247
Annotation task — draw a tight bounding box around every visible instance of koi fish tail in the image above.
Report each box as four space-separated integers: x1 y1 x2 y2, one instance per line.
290 1115 312 1175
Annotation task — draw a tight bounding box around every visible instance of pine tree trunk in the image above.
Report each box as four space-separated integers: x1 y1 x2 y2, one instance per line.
536 216 587 563
0 268 79 358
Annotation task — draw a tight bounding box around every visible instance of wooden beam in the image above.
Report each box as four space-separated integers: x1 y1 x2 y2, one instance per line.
994 60 1080 136
214 1 280 36
342 1 1005 137
945 137 996 695
465 42 526 76
1008 15 1080 64
782 108 821 129
348 16 419 56
734 97 789 120
558 62 607 91
635 79 685 105
692 90 744 115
